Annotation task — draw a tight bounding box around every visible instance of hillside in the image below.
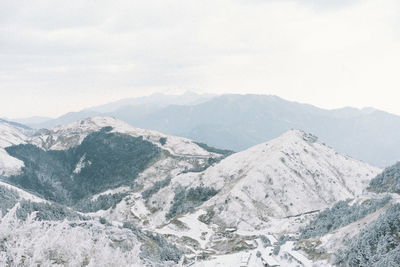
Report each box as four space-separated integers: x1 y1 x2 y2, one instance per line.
0 182 185 266
368 162 400 194
2 117 222 204
0 117 225 266
0 120 28 176
173 130 380 227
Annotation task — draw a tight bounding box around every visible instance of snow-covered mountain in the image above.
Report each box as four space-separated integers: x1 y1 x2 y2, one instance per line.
87 128 379 232
29 116 216 157
145 129 382 266
0 120 28 176
167 130 380 228
0 117 223 266
0 117 396 266
3 116 225 204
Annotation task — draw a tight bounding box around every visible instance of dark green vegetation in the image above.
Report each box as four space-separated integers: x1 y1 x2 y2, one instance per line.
0 185 20 216
369 162 400 194
16 200 88 221
300 196 391 239
141 177 171 200
142 231 184 263
166 186 218 220
0 185 87 221
5 128 161 206
335 203 400 266
122 222 184 263
194 142 234 156
273 236 294 256
74 193 127 213
159 137 167 145
260 235 271 248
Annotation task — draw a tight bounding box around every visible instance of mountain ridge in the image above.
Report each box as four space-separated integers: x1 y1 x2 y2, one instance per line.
14 93 400 167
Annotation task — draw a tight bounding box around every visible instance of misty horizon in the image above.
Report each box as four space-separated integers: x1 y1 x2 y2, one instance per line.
1 91 394 120
1 0 400 118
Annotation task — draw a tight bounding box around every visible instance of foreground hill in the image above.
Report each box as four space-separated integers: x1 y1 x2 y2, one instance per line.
0 117 225 266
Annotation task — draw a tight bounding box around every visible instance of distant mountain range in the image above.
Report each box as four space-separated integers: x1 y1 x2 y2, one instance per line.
12 92 400 167
14 91 215 129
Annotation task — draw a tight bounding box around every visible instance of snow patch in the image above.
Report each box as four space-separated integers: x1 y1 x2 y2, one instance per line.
73 154 91 174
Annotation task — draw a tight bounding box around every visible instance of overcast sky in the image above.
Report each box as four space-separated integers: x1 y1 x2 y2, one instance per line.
1 0 400 118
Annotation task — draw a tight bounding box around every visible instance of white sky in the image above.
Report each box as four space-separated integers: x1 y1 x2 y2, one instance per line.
1 0 400 118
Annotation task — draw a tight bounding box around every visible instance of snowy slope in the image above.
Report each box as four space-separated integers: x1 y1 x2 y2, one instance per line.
30 116 215 157
204 130 380 228
160 130 380 231
0 181 45 203
312 193 400 256
0 122 27 148
0 121 28 176
0 205 149 266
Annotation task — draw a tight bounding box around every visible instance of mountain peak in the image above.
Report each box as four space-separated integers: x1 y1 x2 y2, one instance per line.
244 129 320 156
278 129 318 142
53 116 124 130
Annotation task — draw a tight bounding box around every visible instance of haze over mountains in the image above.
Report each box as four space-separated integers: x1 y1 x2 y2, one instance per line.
12 92 400 167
